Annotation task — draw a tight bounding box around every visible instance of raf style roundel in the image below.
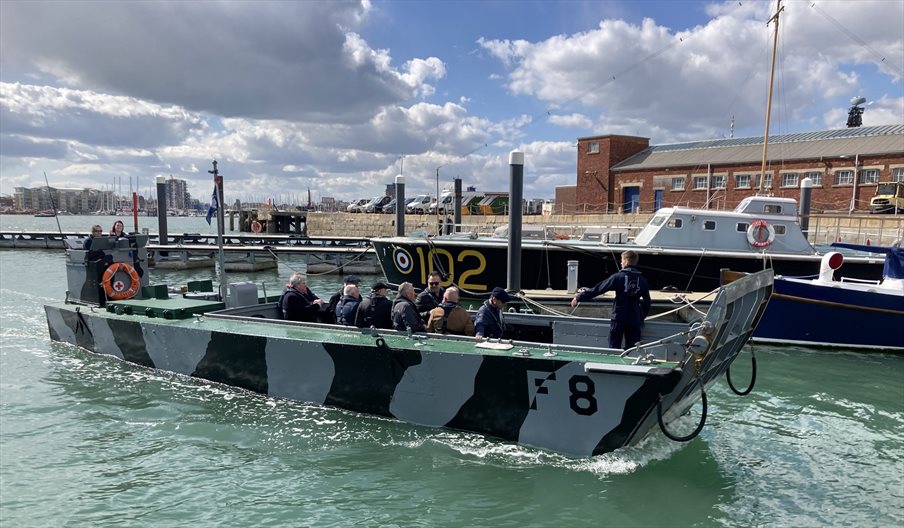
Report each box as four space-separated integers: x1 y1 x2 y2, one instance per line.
393 248 413 274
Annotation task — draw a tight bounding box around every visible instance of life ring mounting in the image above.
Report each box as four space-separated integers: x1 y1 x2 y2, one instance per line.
746 219 775 248
102 262 141 301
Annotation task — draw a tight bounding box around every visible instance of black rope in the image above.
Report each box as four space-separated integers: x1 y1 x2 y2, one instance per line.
726 349 757 396
657 384 707 442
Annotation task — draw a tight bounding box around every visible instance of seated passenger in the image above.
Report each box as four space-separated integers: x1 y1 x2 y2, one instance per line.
278 272 323 322
475 287 510 341
427 287 475 336
110 220 125 237
335 284 362 326
391 282 426 332
354 281 393 329
83 224 103 251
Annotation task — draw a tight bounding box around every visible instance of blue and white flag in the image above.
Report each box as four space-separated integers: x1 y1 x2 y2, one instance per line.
205 184 218 225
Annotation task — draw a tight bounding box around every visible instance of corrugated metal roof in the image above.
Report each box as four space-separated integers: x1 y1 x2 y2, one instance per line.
611 125 904 171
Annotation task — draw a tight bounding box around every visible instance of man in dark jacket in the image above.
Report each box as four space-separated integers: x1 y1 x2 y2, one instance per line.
326 275 361 324
475 287 511 340
279 272 323 322
415 271 444 321
354 281 393 329
570 250 651 350
335 284 361 326
391 282 426 332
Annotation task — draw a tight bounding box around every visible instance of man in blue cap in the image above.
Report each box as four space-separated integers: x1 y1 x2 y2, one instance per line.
326 274 361 324
475 287 511 341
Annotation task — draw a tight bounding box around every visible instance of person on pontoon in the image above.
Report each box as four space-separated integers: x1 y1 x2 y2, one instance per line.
571 250 651 350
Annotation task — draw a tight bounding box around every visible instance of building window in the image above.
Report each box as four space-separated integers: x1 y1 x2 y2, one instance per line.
763 173 772 188
859 169 880 184
672 177 685 191
781 173 799 188
588 142 599 154
835 170 854 185
804 171 822 186
712 175 726 189
893 168 904 183
693 176 708 190
735 174 751 189
703 220 716 230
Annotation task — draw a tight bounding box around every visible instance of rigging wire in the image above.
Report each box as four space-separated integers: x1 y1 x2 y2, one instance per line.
809 2 904 77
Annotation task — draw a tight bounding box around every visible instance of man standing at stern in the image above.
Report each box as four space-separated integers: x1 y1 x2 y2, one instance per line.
570 250 651 350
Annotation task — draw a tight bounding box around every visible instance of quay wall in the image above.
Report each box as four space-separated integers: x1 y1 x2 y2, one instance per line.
306 212 904 246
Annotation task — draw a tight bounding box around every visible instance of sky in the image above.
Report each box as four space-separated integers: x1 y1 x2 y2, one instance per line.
1 0 902 205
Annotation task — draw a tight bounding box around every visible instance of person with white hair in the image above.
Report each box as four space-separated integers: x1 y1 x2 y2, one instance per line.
391 282 426 332
335 283 362 326
278 272 322 322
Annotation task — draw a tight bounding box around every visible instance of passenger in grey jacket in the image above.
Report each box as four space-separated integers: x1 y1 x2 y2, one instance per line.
392 282 426 332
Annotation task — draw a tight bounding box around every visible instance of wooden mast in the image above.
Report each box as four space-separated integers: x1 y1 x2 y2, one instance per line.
758 0 783 195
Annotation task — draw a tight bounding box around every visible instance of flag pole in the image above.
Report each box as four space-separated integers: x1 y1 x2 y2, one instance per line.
208 160 227 301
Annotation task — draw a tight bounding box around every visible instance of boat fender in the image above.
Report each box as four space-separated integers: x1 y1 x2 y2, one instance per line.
746 219 775 248
817 252 844 283
657 384 707 443
102 262 141 301
375 337 388 349
726 351 757 396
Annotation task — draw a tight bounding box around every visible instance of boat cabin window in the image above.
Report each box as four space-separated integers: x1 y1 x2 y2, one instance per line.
736 222 749 232
774 224 786 235
763 204 782 214
667 218 683 228
650 215 666 227
703 220 716 230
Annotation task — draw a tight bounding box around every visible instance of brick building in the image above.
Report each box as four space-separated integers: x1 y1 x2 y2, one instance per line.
557 125 904 214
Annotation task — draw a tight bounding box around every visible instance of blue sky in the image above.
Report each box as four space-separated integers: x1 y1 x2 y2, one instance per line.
1 0 902 204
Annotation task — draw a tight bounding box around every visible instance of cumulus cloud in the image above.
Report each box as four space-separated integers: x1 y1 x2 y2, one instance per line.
480 0 904 142
0 1 444 123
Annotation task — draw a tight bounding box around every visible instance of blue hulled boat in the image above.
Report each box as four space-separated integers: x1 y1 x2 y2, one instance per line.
749 243 903 350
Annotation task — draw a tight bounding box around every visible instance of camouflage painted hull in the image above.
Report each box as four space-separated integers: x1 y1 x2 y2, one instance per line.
44 270 772 456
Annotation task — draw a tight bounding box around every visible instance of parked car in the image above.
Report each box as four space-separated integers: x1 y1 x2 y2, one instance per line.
382 198 398 213
346 198 369 213
364 196 392 213
406 194 432 214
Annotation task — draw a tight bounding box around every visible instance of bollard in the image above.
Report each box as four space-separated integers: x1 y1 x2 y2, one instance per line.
567 260 579 293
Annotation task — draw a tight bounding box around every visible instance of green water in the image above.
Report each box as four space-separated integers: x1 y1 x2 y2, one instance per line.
1 218 903 526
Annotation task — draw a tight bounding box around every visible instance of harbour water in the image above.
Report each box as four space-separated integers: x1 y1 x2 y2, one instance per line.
1 215 902 526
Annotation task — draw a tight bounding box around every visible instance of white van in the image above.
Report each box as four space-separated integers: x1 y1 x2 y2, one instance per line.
346 198 369 213
406 195 432 214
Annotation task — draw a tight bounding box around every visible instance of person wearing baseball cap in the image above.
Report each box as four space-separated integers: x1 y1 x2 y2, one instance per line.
354 281 393 329
326 275 363 323
475 287 510 341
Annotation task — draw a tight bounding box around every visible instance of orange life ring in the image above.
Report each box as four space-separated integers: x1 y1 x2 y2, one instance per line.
102 262 141 300
251 220 263 233
746 219 775 248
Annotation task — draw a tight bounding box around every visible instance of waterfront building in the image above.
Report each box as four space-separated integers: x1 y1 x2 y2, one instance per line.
13 186 114 213
558 125 904 214
165 176 191 210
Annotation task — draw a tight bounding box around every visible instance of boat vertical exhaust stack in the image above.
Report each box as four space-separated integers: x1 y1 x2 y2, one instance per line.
507 150 524 294
155 175 168 244
395 174 405 237
800 176 813 240
567 260 579 293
